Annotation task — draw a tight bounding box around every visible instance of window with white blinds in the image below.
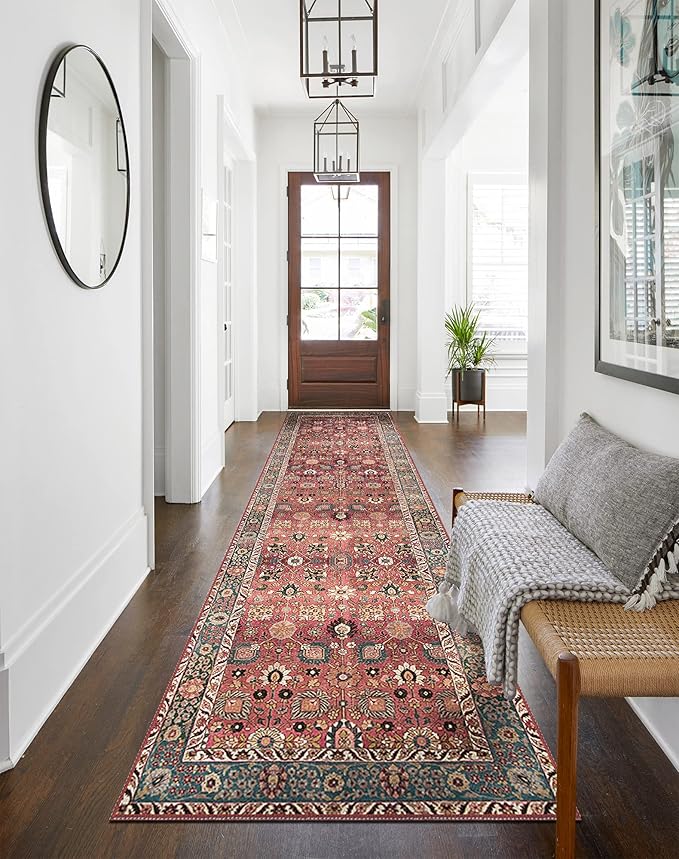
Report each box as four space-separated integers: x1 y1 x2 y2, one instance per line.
467 175 528 347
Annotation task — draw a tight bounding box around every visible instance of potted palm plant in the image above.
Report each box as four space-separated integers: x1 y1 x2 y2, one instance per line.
445 303 495 404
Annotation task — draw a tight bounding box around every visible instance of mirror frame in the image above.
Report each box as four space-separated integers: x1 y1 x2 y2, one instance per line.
38 44 131 290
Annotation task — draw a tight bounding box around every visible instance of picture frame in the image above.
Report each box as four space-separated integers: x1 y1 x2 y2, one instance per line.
596 0 679 395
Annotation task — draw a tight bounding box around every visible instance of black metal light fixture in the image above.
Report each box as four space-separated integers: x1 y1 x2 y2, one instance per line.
313 98 360 183
300 0 377 99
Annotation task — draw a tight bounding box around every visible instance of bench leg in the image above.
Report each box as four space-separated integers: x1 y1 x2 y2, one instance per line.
556 652 580 859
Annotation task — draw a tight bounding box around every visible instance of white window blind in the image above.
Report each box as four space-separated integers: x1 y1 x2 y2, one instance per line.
468 176 528 345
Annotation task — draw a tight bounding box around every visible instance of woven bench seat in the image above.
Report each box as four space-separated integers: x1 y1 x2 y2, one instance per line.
521 599 679 697
453 490 679 859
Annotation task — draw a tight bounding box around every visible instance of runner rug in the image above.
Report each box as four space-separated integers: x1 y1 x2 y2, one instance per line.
113 412 557 822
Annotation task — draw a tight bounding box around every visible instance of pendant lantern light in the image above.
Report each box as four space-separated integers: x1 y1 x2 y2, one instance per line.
300 0 378 98
313 98 360 183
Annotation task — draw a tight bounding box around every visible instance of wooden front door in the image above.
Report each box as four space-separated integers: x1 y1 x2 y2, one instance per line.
288 172 390 409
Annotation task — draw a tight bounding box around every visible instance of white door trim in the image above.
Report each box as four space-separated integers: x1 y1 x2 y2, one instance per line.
141 0 202 569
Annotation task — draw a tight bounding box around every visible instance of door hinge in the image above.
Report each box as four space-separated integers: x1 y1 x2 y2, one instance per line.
286 186 289 197
286 250 289 262
286 314 289 327
286 378 289 390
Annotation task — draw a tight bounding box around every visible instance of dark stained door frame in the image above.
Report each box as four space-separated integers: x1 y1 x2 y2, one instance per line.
287 172 391 409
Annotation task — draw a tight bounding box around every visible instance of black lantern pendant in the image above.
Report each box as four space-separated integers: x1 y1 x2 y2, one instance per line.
300 0 377 99
314 99 360 183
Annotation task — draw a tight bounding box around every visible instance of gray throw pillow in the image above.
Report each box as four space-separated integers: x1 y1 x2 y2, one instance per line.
534 413 679 609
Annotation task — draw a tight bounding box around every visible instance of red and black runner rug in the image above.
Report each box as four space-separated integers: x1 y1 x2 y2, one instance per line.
113 412 557 821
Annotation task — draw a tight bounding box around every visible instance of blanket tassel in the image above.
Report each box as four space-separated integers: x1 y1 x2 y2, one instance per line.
426 580 467 630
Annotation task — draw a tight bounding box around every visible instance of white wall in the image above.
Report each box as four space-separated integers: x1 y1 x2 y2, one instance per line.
0 0 147 770
0 0 255 770
533 0 679 769
256 113 418 412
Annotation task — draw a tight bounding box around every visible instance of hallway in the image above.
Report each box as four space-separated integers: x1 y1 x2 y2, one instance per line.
0 415 676 858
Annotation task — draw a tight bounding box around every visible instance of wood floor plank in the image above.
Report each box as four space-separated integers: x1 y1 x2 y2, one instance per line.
0 411 677 858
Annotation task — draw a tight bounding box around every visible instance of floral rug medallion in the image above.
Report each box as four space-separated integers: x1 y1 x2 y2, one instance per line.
113 413 557 821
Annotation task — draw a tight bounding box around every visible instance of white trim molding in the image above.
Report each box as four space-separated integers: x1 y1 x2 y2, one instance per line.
0 510 149 772
201 431 224 497
415 392 449 423
627 698 679 773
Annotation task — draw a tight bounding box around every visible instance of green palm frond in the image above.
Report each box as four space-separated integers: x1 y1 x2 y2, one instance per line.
444 303 496 375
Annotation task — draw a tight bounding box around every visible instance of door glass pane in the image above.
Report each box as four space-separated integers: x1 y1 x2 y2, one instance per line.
340 289 378 340
340 238 377 289
224 325 232 361
302 289 338 340
302 238 339 289
340 185 378 236
301 185 338 236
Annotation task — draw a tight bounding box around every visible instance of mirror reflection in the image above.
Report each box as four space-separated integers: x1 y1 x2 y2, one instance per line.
40 46 129 289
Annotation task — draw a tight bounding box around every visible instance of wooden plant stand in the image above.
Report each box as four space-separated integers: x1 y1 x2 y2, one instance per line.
453 371 486 420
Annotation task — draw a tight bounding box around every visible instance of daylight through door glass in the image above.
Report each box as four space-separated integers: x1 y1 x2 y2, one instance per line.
301 184 379 341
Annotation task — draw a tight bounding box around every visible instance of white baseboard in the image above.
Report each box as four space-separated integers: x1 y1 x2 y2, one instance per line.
0 509 149 772
396 387 416 412
0 666 8 768
154 448 166 496
415 391 449 423
627 697 679 773
445 382 528 412
201 431 224 498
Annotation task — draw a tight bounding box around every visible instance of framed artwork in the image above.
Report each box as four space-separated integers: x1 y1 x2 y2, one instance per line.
597 0 679 394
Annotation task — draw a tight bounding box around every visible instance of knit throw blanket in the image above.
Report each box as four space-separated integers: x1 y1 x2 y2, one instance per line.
426 501 679 699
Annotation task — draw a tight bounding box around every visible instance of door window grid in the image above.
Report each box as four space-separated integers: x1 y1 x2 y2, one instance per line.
300 185 379 341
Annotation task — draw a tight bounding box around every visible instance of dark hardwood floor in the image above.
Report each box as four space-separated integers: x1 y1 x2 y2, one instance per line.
1 411 677 858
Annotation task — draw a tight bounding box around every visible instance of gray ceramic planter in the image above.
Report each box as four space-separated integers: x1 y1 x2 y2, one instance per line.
453 368 485 402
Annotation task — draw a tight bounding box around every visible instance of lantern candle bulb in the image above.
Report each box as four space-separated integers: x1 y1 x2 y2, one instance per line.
351 35 357 74
322 36 329 75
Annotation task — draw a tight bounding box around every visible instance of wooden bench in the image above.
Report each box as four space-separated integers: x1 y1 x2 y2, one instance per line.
453 490 679 859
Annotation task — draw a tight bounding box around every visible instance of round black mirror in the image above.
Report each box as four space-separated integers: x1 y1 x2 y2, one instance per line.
38 45 130 289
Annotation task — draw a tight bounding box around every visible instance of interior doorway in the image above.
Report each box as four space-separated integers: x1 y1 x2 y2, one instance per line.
148 2 200 506
287 172 391 409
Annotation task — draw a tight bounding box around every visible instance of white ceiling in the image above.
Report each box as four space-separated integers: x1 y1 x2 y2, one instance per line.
225 0 450 115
